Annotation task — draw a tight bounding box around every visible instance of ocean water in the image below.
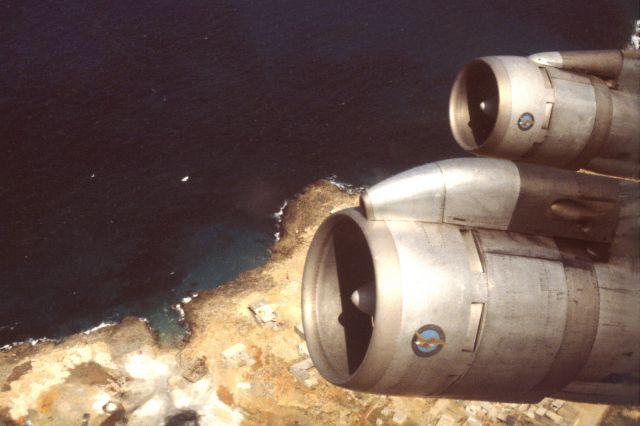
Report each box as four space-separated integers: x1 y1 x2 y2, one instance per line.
1 1 636 346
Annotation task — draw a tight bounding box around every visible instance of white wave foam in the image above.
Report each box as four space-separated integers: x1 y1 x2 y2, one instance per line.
1 336 58 352
271 199 288 220
0 316 162 353
83 321 117 335
325 174 366 194
271 199 289 242
171 303 186 323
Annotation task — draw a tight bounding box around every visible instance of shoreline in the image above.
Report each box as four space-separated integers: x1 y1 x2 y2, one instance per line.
0 180 635 425
0 184 300 353
0 179 363 425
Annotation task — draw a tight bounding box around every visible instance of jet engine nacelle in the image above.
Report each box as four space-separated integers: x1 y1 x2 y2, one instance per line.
449 50 640 178
302 158 639 404
302 48 640 404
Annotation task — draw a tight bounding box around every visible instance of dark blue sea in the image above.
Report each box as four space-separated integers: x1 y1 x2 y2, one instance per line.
1 1 636 346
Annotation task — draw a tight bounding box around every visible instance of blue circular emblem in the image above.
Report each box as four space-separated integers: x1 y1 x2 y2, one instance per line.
517 112 535 131
411 324 445 357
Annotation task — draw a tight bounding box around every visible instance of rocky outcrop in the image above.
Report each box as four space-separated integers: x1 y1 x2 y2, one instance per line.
0 181 635 425
0 181 365 425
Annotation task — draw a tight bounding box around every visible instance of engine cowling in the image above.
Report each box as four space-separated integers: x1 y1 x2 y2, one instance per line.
302 48 640 404
302 159 639 404
448 51 640 178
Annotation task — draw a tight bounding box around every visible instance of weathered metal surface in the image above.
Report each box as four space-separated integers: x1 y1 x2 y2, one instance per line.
449 50 640 178
362 158 621 243
302 47 640 404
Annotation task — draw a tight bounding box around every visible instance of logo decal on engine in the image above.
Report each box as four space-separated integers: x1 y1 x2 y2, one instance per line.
517 112 535 130
412 325 445 357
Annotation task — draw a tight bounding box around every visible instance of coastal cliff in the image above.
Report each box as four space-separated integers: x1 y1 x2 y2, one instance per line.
0 181 635 425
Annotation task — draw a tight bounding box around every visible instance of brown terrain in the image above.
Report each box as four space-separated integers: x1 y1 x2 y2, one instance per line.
0 181 637 425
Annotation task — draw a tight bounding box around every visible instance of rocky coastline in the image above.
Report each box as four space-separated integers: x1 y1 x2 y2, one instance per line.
0 181 636 425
